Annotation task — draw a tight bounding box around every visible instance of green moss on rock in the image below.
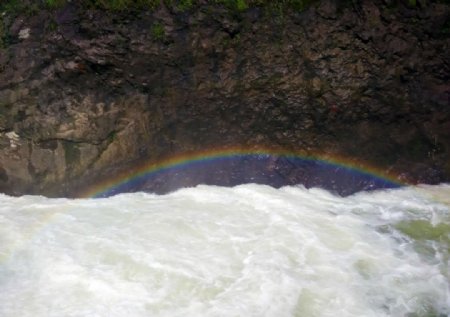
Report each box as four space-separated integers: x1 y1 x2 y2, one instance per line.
151 22 165 40
1 0 318 12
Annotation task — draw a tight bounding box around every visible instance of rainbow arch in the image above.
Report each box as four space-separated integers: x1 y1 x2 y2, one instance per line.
80 147 405 198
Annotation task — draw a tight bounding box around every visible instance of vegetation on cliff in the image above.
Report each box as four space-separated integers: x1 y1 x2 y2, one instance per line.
0 0 315 47
1 0 317 12
4 0 450 15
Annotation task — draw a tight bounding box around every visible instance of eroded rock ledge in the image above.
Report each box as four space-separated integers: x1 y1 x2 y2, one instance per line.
0 0 449 197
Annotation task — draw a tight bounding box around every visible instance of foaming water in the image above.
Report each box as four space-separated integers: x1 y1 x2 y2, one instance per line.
0 184 449 317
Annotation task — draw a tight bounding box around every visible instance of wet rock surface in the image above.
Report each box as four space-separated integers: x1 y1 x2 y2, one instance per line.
0 0 449 197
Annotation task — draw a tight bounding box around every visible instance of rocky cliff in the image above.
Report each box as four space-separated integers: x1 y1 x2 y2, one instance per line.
0 0 449 197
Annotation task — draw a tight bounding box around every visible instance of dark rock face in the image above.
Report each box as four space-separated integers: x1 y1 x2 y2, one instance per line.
95 154 402 198
0 0 449 197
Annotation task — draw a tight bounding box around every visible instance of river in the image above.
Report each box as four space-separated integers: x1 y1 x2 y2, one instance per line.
0 184 449 316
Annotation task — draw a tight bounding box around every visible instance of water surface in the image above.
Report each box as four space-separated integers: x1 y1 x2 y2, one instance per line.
0 184 449 316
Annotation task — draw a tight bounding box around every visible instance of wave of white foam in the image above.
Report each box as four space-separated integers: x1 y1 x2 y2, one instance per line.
0 184 449 317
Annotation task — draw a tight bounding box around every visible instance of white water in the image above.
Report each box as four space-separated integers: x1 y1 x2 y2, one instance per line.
0 184 449 317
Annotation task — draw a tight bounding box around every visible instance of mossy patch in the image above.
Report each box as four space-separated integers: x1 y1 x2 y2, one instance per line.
0 0 22 12
2 0 319 13
72 0 160 11
150 22 165 41
107 130 117 143
164 0 194 11
44 0 67 9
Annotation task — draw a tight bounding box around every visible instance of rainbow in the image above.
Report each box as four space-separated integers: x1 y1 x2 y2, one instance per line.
80 147 406 198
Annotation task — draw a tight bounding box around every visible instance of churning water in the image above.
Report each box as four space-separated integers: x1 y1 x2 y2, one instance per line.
0 184 449 317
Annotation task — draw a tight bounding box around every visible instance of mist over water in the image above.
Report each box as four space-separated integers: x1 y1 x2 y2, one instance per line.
0 184 449 317
95 154 400 197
